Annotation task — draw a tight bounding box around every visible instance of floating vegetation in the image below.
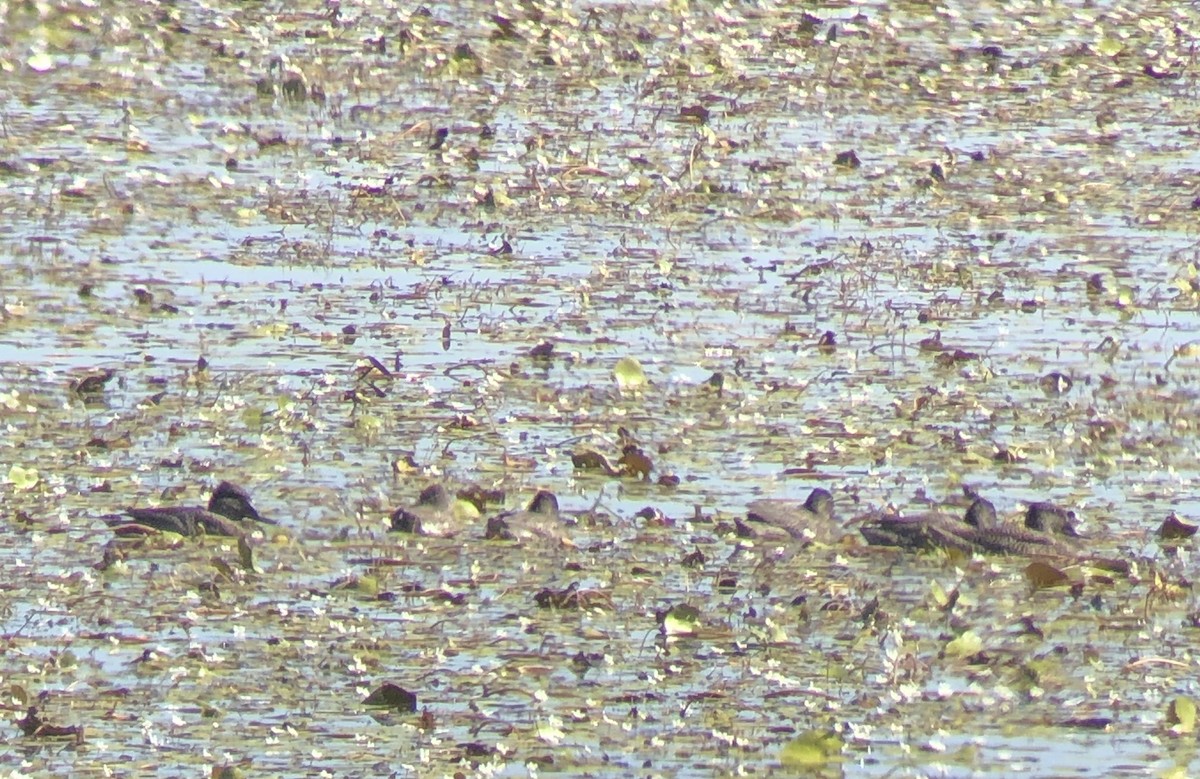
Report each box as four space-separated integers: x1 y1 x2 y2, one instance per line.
2 0 1200 776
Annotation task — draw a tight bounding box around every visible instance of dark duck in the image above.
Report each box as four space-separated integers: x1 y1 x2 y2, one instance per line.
112 481 274 537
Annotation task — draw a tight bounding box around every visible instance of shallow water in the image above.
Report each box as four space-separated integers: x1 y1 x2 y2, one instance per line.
3 0 1200 776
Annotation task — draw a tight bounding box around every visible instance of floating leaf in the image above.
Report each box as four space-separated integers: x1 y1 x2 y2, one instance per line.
27 52 54 72
613 357 647 391
780 729 843 767
238 536 254 572
355 575 380 596
535 717 565 745
944 630 983 659
0 389 21 410
761 618 788 643
254 321 289 338
1095 38 1123 57
7 465 39 491
1167 697 1196 734
929 579 950 609
9 684 30 705
661 604 701 636
355 414 382 434
1176 343 1200 361
934 348 979 368
452 499 481 521
362 682 417 712
1025 561 1069 588
211 766 245 779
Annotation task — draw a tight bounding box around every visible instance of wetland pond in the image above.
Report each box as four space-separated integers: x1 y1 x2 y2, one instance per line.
3 0 1200 776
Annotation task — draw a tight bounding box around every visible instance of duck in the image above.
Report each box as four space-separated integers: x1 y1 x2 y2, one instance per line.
1024 501 1082 537
963 496 998 528
112 481 274 537
390 484 452 534
859 498 1127 573
860 505 1062 554
858 508 962 551
390 484 479 536
737 488 838 544
484 490 568 544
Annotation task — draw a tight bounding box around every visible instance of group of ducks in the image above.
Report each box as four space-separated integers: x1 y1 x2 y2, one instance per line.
105 481 564 544
107 480 1128 572
742 487 1129 573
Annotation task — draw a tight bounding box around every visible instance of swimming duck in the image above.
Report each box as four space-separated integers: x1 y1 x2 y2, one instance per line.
1024 501 1081 537
963 497 998 528
738 488 838 544
390 484 452 535
389 484 482 536
859 499 1126 573
113 481 274 537
484 490 568 543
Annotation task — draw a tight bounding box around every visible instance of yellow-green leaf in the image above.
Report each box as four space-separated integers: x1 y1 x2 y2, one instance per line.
780 729 843 767
614 357 647 391
944 630 983 658
452 499 481 521
662 604 700 636
27 52 54 72
535 717 565 745
929 579 950 608
356 415 382 433
7 465 39 491
0 389 21 410
254 321 289 338
1167 697 1196 734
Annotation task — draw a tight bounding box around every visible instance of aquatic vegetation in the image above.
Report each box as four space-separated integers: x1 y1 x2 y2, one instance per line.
1 0 1200 776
